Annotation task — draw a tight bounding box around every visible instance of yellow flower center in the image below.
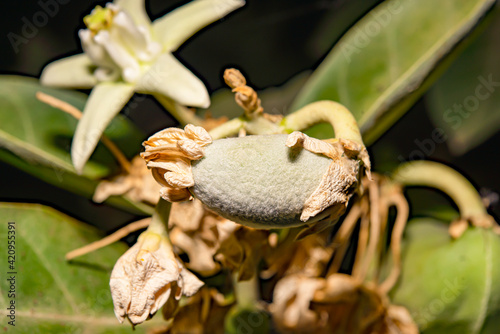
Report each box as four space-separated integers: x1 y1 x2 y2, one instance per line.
84 5 115 33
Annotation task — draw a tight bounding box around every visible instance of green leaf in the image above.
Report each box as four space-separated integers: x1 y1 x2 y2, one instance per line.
0 75 152 215
0 149 153 216
0 202 161 333
426 9 500 155
290 0 496 145
71 82 135 174
391 219 500 334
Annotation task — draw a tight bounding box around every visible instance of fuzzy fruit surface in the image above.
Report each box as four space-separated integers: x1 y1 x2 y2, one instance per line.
192 134 332 228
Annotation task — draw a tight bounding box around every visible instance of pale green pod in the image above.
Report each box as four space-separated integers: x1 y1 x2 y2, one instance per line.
191 134 334 228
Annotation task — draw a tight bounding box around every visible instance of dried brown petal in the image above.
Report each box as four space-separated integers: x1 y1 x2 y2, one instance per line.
301 157 358 221
286 131 340 159
165 287 233 334
142 125 212 203
285 132 362 222
270 275 323 332
93 155 160 205
110 231 203 325
184 124 212 145
216 227 269 281
270 273 418 334
168 199 241 276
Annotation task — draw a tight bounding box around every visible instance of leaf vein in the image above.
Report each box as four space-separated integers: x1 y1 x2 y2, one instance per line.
18 219 81 313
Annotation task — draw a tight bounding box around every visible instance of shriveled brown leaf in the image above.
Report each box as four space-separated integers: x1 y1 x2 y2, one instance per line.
168 199 239 276
163 287 234 334
93 155 161 205
271 273 418 334
216 227 269 281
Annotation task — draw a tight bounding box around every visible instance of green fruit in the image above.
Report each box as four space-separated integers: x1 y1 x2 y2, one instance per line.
192 134 332 228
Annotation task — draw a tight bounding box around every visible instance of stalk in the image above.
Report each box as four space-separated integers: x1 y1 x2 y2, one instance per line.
282 100 364 145
392 161 487 219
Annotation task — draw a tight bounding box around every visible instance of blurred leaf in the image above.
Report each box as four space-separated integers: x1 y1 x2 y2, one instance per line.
0 202 160 333
391 218 500 333
0 75 143 177
307 0 383 57
426 9 500 155
0 149 153 215
224 305 271 334
290 0 496 145
0 76 152 215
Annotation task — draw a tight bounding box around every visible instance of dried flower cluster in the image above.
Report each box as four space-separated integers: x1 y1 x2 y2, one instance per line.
141 125 212 202
110 230 203 325
271 274 418 334
169 199 271 280
93 155 161 205
224 68 263 115
286 131 369 222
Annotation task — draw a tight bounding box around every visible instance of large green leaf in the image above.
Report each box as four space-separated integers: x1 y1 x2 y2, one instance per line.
391 219 500 334
427 8 500 155
0 76 152 215
0 202 161 333
290 0 496 145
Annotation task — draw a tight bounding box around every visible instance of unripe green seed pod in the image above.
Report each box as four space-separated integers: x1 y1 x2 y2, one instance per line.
142 126 366 229
192 134 333 228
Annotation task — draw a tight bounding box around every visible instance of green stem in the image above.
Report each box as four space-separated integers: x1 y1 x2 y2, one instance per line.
209 116 282 140
232 272 259 309
146 198 171 236
209 117 244 139
282 100 364 145
245 115 282 135
392 161 487 219
155 94 204 126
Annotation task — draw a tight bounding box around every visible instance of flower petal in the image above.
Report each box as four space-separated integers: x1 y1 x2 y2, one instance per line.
40 54 97 88
114 0 151 28
71 82 135 174
152 0 245 51
137 52 209 108
179 264 204 296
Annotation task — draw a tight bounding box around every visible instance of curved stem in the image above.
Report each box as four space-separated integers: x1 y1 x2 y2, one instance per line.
379 192 409 294
65 218 151 260
244 115 282 135
209 115 282 140
147 198 171 236
209 117 244 139
327 202 362 276
352 214 370 279
155 94 204 126
232 272 259 309
392 161 487 219
354 180 381 281
282 100 364 146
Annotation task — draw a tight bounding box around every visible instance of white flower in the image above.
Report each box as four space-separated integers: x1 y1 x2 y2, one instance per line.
40 0 245 174
110 230 203 325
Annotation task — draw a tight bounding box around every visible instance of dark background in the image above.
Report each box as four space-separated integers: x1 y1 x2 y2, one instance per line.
1 0 499 233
